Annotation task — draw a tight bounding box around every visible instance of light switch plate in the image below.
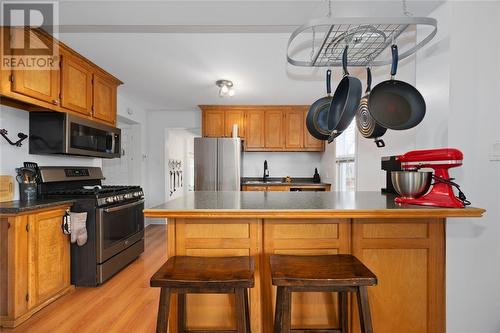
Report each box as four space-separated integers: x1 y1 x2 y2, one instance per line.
489 141 500 161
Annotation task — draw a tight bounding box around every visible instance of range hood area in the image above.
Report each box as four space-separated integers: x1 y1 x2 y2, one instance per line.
29 112 121 159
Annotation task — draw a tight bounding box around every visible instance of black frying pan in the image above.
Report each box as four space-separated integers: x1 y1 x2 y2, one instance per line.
327 45 362 142
306 70 334 140
368 44 426 130
356 67 387 147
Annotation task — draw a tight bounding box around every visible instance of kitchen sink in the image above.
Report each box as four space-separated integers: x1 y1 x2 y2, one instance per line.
244 180 284 184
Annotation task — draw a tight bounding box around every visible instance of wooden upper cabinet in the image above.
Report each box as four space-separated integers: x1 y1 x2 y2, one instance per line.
200 106 325 152
264 109 284 149
202 109 225 137
0 27 122 128
60 52 93 116
303 108 324 151
225 109 245 138
284 108 304 149
92 73 117 125
10 29 60 105
245 109 265 149
28 209 70 308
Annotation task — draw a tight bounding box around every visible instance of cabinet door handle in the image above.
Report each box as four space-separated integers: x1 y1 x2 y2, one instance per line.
52 99 59 105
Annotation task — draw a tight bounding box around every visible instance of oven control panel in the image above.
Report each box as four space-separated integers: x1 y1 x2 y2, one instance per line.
97 190 144 206
65 168 90 177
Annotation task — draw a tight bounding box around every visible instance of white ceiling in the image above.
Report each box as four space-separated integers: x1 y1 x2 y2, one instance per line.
57 1 444 110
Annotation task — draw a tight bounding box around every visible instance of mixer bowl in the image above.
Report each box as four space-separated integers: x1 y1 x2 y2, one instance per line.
391 171 432 199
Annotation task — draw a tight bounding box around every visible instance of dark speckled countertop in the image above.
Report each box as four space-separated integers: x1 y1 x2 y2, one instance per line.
144 191 485 219
0 199 75 215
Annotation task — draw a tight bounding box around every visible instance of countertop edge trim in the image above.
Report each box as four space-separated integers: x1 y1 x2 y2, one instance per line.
0 203 74 217
143 208 485 219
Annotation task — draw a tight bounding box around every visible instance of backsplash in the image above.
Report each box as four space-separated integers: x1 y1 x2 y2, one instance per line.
0 106 101 200
242 151 322 178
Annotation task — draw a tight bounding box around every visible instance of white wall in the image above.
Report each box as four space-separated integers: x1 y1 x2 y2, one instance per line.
164 128 196 201
242 152 322 179
385 2 500 331
103 91 149 190
146 109 201 208
354 30 419 191
0 90 148 201
0 106 101 199
445 2 500 332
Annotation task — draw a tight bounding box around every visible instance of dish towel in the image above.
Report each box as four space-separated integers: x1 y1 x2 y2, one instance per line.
69 212 88 246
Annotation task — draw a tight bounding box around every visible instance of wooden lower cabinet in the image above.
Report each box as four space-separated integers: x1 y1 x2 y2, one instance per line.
351 219 445 333
167 218 262 333
165 217 445 333
0 205 73 328
262 220 351 330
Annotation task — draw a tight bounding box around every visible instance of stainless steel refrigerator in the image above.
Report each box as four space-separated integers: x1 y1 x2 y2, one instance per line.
194 137 241 191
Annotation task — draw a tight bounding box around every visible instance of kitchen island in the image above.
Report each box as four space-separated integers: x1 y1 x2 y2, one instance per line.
144 191 485 333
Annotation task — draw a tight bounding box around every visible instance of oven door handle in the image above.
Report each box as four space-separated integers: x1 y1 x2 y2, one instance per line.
103 199 144 213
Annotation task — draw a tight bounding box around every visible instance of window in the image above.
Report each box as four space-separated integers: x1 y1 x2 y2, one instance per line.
335 121 356 191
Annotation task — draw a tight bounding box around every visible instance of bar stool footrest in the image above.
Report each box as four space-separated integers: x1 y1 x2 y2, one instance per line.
185 330 240 333
291 329 342 333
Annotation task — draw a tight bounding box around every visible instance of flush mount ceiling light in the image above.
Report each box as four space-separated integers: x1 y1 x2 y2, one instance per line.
216 79 235 97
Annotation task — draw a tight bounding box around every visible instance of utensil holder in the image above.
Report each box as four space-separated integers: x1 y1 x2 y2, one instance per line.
19 183 37 201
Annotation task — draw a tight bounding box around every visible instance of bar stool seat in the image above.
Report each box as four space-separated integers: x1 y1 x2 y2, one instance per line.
151 256 254 333
270 254 377 333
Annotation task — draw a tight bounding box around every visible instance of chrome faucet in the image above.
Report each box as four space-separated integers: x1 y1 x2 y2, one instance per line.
263 160 269 182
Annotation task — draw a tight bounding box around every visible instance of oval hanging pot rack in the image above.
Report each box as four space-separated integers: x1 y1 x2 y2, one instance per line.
287 16 437 68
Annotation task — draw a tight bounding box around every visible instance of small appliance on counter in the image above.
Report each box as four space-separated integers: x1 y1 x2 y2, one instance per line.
381 155 402 194
391 148 470 208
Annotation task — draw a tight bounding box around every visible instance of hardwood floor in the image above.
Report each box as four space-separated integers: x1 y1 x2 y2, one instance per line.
1 224 167 333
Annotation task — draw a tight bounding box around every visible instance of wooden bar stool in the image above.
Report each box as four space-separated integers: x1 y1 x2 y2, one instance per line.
150 256 254 333
270 254 377 333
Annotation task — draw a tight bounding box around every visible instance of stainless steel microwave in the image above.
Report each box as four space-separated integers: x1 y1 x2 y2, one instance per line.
29 112 121 158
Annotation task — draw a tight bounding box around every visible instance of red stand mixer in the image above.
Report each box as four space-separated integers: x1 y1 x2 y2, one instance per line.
394 148 468 208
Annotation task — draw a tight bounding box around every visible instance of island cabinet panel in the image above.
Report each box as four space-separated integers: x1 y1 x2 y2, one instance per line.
167 218 262 333
351 219 445 333
161 216 448 333
262 220 350 332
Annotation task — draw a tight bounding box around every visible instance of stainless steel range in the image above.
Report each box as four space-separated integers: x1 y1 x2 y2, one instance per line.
38 166 144 286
